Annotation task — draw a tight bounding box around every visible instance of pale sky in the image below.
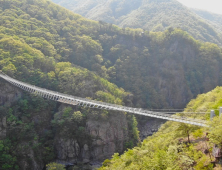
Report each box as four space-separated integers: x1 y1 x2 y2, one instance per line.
177 0 222 15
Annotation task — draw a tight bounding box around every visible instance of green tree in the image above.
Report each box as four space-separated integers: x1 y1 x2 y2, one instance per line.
0 140 18 170
208 116 222 146
175 123 199 143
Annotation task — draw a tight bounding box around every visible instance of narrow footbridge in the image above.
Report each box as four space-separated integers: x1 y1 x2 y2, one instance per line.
0 72 207 127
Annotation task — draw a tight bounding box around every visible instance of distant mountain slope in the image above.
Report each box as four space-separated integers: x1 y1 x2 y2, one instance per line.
53 0 143 21
52 0 222 46
192 9 222 32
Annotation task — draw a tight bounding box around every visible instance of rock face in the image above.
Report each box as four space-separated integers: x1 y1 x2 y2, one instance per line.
0 81 45 169
0 116 6 140
138 118 166 141
0 79 180 170
0 79 170 169
0 80 21 139
0 80 131 169
0 79 22 106
55 110 128 165
17 142 45 170
87 113 127 161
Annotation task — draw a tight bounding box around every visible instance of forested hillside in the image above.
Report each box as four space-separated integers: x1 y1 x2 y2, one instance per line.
53 0 222 46
1 0 222 169
99 86 222 170
1 0 222 109
0 39 139 169
0 0 139 169
192 9 222 32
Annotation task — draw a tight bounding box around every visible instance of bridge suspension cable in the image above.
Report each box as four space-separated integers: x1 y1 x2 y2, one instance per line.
0 72 207 127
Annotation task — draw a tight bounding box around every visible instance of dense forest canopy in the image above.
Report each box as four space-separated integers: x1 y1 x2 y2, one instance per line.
52 0 222 46
0 0 140 169
1 0 222 169
0 0 222 110
192 8 222 33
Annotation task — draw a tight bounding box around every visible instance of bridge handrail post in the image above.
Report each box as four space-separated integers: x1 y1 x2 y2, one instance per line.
220 107 222 116
210 110 215 120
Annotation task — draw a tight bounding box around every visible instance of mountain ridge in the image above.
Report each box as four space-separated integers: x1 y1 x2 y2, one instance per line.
1 0 222 169
52 0 222 46
192 8 222 33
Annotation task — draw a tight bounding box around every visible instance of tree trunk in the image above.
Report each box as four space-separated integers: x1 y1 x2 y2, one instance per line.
187 130 190 143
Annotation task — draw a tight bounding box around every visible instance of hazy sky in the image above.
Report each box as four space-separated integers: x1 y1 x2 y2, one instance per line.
177 0 222 14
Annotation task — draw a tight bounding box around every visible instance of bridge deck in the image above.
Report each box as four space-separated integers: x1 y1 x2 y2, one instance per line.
0 72 207 127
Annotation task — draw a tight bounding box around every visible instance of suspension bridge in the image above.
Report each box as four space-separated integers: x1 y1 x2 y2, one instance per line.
0 71 208 127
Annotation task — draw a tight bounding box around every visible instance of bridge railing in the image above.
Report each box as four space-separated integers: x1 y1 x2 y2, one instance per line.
0 72 208 127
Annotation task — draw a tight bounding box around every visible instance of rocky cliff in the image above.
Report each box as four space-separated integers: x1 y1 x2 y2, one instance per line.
0 80 135 169
0 79 21 139
54 108 128 168
0 116 6 140
0 79 21 107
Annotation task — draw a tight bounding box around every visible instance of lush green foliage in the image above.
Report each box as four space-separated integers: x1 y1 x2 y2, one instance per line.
209 117 222 147
185 86 222 117
1 0 222 109
52 107 93 153
46 162 65 170
99 122 212 170
1 0 222 168
0 0 136 168
192 9 222 33
104 29 222 109
0 44 131 168
0 139 18 170
53 0 222 46
100 86 222 170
